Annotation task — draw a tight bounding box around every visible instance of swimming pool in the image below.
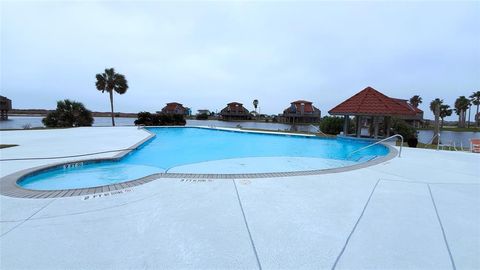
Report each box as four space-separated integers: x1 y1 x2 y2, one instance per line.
17 127 391 190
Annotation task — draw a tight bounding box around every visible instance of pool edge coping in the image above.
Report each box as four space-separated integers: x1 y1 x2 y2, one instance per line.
0 127 398 199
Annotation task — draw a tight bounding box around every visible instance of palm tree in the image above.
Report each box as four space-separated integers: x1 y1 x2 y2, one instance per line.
439 104 452 128
42 99 94 127
467 100 472 128
253 99 259 113
470 91 480 127
95 68 129 126
429 98 443 113
409 95 422 108
430 98 442 145
454 96 470 128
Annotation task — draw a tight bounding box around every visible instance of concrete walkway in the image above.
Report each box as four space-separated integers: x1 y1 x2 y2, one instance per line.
1 127 479 269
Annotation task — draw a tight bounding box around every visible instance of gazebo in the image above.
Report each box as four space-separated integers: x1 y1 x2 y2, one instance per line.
328 86 418 139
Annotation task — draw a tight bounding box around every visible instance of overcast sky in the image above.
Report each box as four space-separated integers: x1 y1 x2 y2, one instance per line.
1 1 479 120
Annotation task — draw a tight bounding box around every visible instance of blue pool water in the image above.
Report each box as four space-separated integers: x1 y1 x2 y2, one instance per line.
18 127 390 190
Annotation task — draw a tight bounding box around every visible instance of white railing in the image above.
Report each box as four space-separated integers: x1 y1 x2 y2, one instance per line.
348 134 404 158
309 125 328 136
426 133 441 150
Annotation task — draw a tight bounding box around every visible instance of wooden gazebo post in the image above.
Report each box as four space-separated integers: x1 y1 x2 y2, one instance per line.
373 116 379 139
385 116 391 137
343 115 349 135
356 116 362 137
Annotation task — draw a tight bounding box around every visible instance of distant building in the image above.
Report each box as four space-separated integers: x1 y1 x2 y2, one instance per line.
197 109 210 115
0 95 12 120
220 102 251 121
160 102 188 115
184 107 192 116
279 100 321 124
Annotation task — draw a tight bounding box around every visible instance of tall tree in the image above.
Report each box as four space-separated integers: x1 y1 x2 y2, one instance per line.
429 98 443 113
253 99 259 113
439 104 452 128
409 95 423 108
430 98 442 145
95 68 129 126
454 96 470 128
470 91 480 127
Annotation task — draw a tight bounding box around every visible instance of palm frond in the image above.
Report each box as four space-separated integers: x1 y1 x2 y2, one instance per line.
114 73 129 94
105 68 115 78
95 73 107 92
96 68 128 94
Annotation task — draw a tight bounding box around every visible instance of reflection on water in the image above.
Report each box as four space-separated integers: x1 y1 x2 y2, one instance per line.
1 116 479 147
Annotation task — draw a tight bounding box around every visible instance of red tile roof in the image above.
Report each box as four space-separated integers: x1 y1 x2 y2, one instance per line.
391 98 423 113
284 101 314 113
221 102 249 115
292 100 312 104
328 86 417 116
227 102 246 111
163 102 186 113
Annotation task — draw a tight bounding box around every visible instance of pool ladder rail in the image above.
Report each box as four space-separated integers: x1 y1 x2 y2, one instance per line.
347 134 404 158
309 125 328 136
426 133 441 150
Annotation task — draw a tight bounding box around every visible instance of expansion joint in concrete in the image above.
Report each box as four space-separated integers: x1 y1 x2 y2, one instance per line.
232 179 262 270
331 179 380 269
0 199 56 238
428 184 457 270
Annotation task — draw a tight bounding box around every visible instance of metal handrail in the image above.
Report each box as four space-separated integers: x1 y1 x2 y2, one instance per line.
347 134 404 158
309 125 328 136
426 133 441 150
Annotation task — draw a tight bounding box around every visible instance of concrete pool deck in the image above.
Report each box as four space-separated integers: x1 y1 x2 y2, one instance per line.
0 127 479 269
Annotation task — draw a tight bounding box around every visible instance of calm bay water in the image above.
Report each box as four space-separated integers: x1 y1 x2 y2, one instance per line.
0 116 312 131
0 116 136 129
1 116 479 147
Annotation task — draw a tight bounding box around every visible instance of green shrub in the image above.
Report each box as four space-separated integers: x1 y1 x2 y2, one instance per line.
320 116 353 135
196 113 209 120
134 112 157 126
158 114 186 125
391 118 416 139
42 99 94 127
134 112 186 126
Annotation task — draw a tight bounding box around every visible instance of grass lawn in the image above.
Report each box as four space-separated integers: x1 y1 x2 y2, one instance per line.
395 141 467 151
0 144 18 149
418 126 480 132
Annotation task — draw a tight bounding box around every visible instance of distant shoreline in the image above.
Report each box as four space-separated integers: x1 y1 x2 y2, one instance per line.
10 109 138 118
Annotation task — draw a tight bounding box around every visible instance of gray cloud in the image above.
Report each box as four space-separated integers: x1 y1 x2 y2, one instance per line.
1 1 479 120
